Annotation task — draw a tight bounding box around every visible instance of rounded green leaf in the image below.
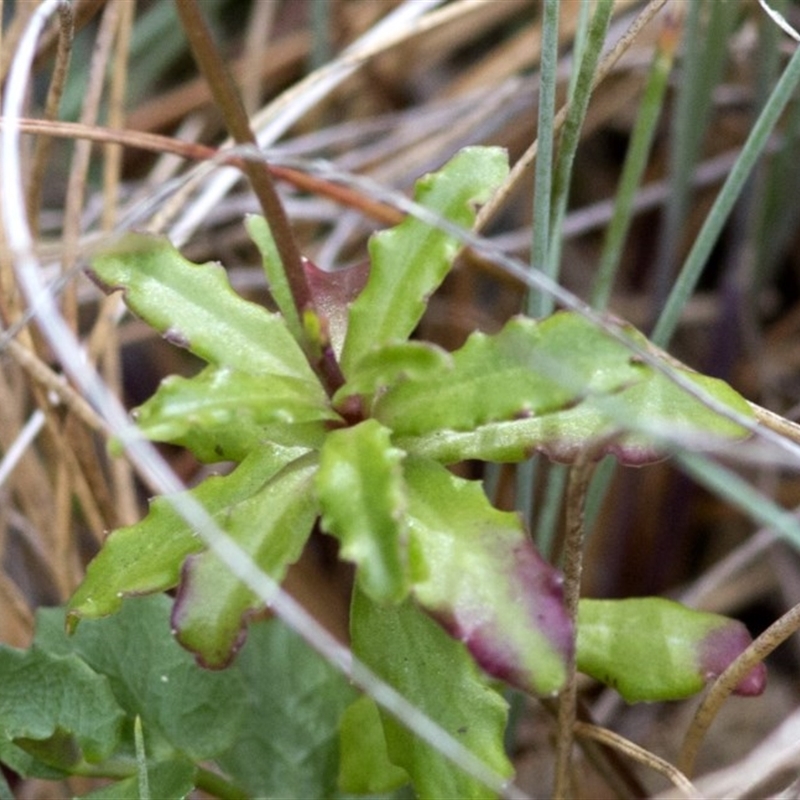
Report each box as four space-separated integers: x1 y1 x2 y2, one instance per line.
577 597 767 702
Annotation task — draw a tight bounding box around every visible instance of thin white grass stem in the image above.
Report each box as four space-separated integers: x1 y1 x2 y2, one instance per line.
0 4 525 797
0 409 45 490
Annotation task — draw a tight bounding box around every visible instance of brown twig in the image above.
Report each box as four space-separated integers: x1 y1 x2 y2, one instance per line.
553 456 595 799
0 116 404 227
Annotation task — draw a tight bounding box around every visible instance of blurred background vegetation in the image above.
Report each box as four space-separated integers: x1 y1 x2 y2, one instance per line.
3 0 800 796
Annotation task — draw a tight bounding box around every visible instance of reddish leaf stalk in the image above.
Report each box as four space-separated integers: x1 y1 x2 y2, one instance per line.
174 0 345 391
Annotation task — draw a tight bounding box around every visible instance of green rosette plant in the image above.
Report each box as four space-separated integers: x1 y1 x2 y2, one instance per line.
54 146 766 796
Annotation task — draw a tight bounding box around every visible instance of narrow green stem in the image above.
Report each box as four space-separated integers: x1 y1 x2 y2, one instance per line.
651 6 800 348
591 9 678 308
650 0 736 316
547 0 614 281
134 716 150 800
527 0 559 318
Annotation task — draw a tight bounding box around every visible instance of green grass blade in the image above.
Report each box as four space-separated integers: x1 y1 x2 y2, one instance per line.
652 39 800 348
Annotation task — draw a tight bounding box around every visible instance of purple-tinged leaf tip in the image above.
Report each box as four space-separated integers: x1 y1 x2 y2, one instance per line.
303 257 370 356
699 621 767 697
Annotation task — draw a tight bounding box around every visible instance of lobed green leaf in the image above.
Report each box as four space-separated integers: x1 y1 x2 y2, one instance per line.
38 598 247 762
388 312 754 465
405 456 572 697
90 232 317 381
340 146 509 375
333 340 452 409
317 420 409 602
373 314 644 436
134 366 338 461
171 454 319 668
0 645 124 771
67 446 306 625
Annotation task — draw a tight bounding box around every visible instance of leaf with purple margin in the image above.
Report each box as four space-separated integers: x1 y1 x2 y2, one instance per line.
389 313 753 466
576 597 766 703
67 446 305 627
404 456 572 697
90 232 317 381
172 453 318 669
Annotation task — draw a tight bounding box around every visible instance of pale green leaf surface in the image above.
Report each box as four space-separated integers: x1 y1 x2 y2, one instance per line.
404 457 571 697
386 312 753 464
374 313 644 436
135 366 338 460
67 446 304 623
216 617 357 799
338 695 409 795
397 367 753 466
340 147 508 374
317 420 409 602
172 454 319 668
577 597 766 702
333 341 452 408
37 598 247 762
90 232 316 380
0 645 124 769
351 588 512 799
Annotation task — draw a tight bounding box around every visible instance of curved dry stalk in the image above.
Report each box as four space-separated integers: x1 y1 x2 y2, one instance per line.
27 0 72 235
575 721 701 799
0 117 405 225
175 0 311 336
4 337 109 437
678 600 800 777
